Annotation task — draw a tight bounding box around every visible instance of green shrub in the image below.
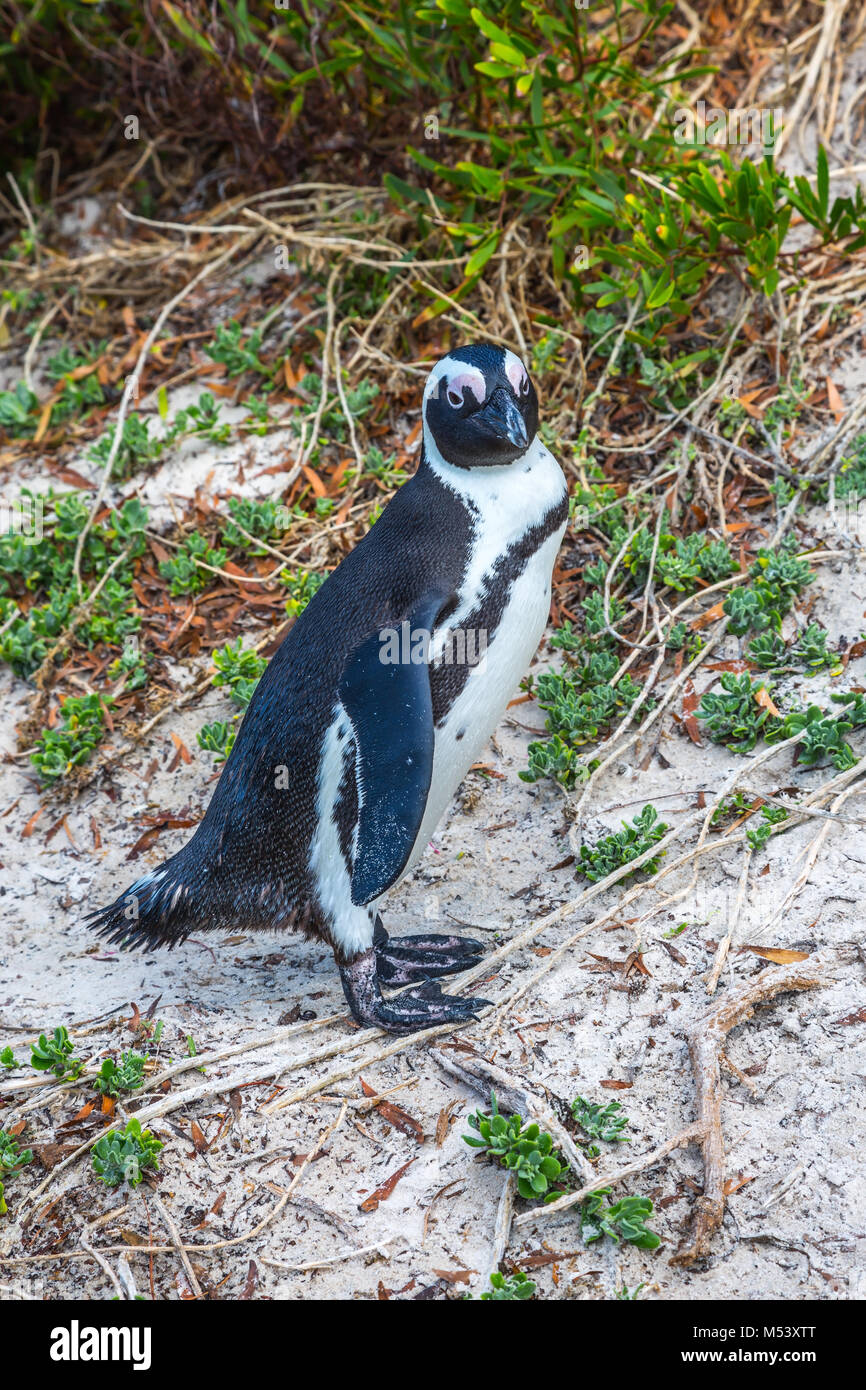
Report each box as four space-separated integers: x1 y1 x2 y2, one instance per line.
93 1052 147 1098
463 1093 563 1203
571 1096 630 1144
480 1271 536 1301
0 1128 33 1216
31 693 113 784
159 532 228 596
211 638 267 709
30 1025 83 1079
581 1190 660 1249
92 1118 163 1188
576 805 668 883
698 672 773 753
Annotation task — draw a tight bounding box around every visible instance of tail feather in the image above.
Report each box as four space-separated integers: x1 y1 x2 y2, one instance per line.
88 848 318 948
87 859 199 950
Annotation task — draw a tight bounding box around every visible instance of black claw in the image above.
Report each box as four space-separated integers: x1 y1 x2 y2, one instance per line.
372 982 491 1034
373 920 485 985
390 931 485 955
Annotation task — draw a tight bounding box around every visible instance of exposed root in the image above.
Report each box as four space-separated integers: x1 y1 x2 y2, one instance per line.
670 959 826 1267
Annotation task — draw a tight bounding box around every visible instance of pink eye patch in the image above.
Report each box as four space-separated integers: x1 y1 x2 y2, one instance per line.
505 358 528 394
443 369 486 407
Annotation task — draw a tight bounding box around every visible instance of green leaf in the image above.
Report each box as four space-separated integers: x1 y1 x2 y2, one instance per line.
816 144 829 222
465 230 500 277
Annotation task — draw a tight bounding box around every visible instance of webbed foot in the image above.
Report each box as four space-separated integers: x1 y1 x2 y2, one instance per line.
339 944 489 1035
373 918 484 985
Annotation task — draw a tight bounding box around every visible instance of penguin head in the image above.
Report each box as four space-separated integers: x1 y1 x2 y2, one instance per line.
422 343 539 469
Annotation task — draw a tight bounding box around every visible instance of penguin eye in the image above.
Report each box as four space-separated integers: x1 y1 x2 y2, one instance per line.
443 369 486 411
506 356 530 397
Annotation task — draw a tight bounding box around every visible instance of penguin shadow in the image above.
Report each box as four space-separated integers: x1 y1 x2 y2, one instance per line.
96 928 345 1031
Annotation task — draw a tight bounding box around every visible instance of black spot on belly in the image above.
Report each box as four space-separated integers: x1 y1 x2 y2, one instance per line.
430 490 568 727
334 732 358 871
456 728 465 741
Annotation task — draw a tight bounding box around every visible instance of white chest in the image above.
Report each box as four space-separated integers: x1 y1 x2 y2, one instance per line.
403 432 567 873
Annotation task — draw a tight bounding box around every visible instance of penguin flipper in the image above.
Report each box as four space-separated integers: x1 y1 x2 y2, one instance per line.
340 590 449 907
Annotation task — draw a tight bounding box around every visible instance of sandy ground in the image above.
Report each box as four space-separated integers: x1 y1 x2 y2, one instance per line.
1 357 865 1299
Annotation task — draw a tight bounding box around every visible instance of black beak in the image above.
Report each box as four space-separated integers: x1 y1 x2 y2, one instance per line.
485 387 528 450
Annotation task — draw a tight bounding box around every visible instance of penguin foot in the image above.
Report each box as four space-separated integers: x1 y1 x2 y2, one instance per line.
339 946 489 1035
373 919 484 985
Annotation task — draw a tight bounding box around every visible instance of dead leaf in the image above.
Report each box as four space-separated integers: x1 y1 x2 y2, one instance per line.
432 1268 474 1285
359 1077 424 1139
514 1248 575 1270
600 1079 633 1090
377 1101 424 1140
754 687 781 717
301 465 328 498
32 1142 80 1169
826 377 845 422
67 1099 96 1124
681 679 702 744
692 600 725 630
624 951 652 978
169 731 192 765
741 946 810 964
120 1229 149 1246
190 1120 208 1154
359 1158 416 1212
435 1099 459 1147
833 1006 866 1026
723 1173 757 1195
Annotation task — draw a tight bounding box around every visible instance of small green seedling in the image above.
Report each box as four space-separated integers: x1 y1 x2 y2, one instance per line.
282 568 326 618
0 1128 33 1216
198 719 239 763
617 1282 646 1300
723 545 814 637
572 1095 630 1144
204 320 270 379
746 804 789 852
30 1026 83 1079
223 495 286 551
521 734 588 790
93 1052 147 1098
480 1270 536 1300
0 1046 21 1069
663 922 688 939
765 699 861 771
211 638 267 709
92 1118 163 1188
0 1129 33 1178
159 532 227 596
464 1093 563 1202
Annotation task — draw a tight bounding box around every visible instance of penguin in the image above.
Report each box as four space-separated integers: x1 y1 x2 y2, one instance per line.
89 343 568 1034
